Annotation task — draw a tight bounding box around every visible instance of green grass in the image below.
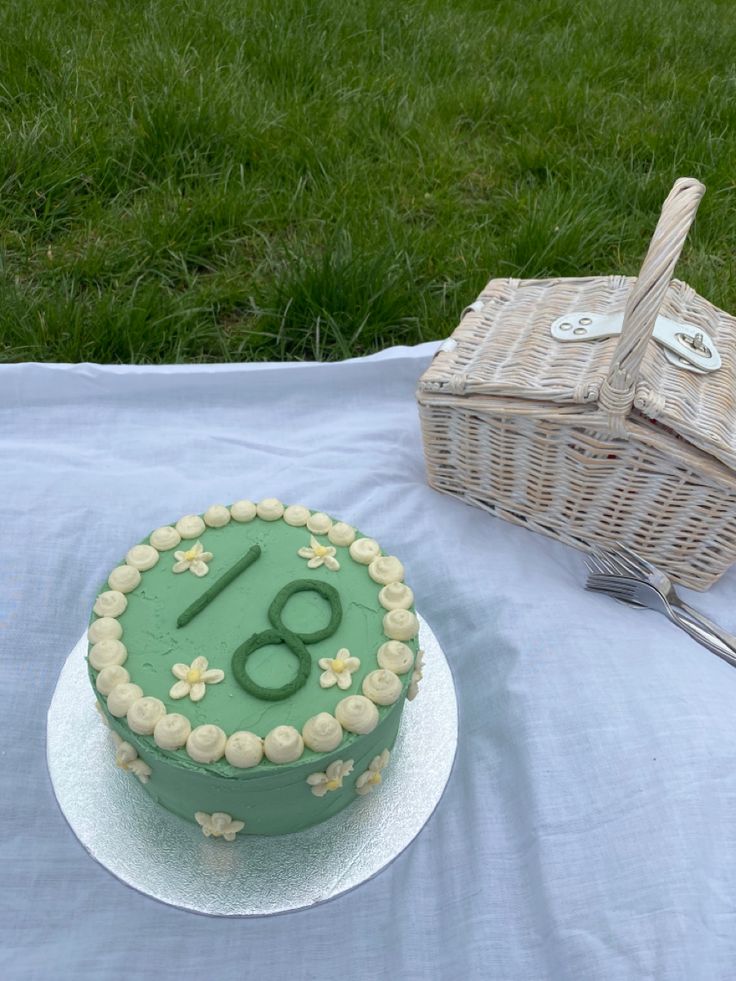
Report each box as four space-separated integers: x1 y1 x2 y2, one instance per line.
2 0 736 362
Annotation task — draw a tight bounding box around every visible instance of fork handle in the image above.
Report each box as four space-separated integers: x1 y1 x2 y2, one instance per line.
670 606 736 668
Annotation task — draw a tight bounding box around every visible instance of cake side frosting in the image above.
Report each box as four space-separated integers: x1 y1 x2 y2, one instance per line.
87 499 423 837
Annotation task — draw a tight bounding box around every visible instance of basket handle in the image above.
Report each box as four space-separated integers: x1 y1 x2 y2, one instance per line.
599 177 706 433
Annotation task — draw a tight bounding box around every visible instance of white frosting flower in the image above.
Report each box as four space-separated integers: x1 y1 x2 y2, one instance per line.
108 564 141 593
302 712 343 752
195 811 245 841
204 504 231 527
306 759 354 797
93 590 127 618
169 656 224 701
172 541 213 577
407 649 424 701
355 749 390 795
362 668 402 705
298 535 340 571
149 526 181 551
318 649 360 690
111 731 152 784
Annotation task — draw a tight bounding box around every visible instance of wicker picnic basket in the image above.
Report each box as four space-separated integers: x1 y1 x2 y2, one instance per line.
417 177 736 590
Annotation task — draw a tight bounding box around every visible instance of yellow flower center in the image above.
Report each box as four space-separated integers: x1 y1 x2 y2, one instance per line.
370 772 382 785
325 778 341 791
186 668 202 684
184 546 199 561
313 543 329 557
331 658 345 673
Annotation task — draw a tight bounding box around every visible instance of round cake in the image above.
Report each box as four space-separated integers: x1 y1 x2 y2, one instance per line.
87 498 423 839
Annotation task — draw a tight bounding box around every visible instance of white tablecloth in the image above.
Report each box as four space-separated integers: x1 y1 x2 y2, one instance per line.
3 344 736 980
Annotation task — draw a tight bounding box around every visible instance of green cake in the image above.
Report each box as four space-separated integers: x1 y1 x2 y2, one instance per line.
87 498 423 839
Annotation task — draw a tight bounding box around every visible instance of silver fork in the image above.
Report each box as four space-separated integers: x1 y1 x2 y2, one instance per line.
586 546 736 667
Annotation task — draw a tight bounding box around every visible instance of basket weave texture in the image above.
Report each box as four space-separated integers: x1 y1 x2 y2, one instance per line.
417 178 736 590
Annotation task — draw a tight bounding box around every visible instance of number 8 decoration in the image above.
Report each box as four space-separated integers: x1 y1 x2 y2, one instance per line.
231 580 343 701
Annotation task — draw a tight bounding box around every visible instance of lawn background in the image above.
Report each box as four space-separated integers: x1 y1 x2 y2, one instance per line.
1 0 735 363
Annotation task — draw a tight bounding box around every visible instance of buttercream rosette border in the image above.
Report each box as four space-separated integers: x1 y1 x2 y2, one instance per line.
87 499 422 777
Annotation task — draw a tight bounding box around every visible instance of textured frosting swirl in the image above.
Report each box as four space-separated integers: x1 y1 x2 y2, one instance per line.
89 639 128 671
107 683 144 717
187 724 227 762
264 726 304 763
368 555 405 585
283 504 310 526
328 522 356 546
383 609 419 641
127 696 166 735
349 538 380 565
230 500 256 522
362 669 402 705
306 512 332 535
153 713 192 750
302 712 343 752
125 544 160 571
93 590 127 618
204 504 231 528
176 515 206 539
88 617 123 644
108 564 141 593
149 526 182 551
378 582 414 610
256 498 284 521
95 664 130 695
225 731 264 768
377 640 415 674
335 695 379 734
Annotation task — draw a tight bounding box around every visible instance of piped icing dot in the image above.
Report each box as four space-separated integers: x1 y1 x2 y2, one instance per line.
257 498 284 521
88 617 123 644
328 522 356 547
225 731 264 768
334 695 379 734
378 582 414 611
107 683 144 717
302 712 343 752
176 515 206 539
306 512 332 535
368 555 405 585
89 639 128 671
349 538 380 565
377 640 415 674
283 504 310 526
264 726 304 763
383 609 419 641
125 544 159 571
153 713 192 751
127 697 166 735
362 669 402 705
204 504 231 528
230 500 256 522
95 664 130 695
93 590 127 618
108 564 141 593
187 724 227 763
149 526 181 551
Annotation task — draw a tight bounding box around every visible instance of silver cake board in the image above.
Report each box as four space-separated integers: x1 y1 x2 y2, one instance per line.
47 614 458 916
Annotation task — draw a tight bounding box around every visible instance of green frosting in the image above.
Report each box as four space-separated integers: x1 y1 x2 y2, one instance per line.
177 544 262 628
87 505 418 836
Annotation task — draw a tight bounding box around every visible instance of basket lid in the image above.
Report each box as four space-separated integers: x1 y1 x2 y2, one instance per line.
420 274 736 472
